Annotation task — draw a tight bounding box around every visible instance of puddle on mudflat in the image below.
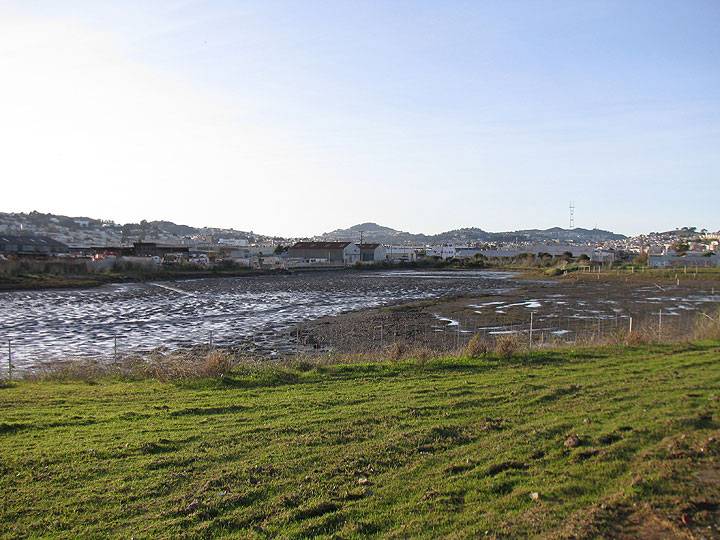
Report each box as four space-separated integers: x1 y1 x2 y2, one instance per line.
433 314 459 326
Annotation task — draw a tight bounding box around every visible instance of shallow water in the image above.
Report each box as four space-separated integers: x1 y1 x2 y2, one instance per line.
0 270 516 368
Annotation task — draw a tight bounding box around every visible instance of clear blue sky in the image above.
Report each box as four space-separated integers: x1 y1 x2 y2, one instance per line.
1 1 718 236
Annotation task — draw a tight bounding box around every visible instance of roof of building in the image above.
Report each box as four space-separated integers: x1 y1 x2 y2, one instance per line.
359 243 381 249
290 241 352 250
0 235 69 251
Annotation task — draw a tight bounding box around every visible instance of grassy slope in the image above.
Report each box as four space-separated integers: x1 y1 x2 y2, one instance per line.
1 343 719 539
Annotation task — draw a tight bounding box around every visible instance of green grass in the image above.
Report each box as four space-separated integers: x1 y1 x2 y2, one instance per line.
1 343 720 538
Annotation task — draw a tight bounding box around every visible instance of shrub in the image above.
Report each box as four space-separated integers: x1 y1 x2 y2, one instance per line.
625 332 651 346
32 359 111 382
692 309 720 341
405 345 436 362
464 334 490 358
201 350 234 377
386 342 407 361
495 334 521 358
633 252 649 265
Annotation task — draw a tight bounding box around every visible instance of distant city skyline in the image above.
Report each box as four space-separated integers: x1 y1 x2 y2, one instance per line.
1 1 718 237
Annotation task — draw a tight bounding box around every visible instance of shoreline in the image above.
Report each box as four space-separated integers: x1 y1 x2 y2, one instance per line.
0 264 521 293
0 268 292 293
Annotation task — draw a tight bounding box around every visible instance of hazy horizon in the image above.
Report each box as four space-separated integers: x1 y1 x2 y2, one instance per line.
2 1 718 237
2 209 710 239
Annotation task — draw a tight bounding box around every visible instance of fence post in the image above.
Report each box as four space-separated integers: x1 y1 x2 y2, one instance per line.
628 316 633 335
114 336 118 360
529 312 534 349
658 310 663 338
7 340 11 381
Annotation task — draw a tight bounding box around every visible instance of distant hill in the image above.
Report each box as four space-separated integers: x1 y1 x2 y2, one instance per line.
0 211 626 247
319 222 626 244
320 222 432 244
0 211 277 247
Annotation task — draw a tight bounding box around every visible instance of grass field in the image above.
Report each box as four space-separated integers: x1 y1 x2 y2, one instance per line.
1 342 720 538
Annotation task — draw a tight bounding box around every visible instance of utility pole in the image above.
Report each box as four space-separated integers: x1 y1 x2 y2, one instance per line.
359 230 365 263
569 202 575 229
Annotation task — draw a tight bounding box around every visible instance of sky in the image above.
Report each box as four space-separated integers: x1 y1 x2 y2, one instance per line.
1 1 718 237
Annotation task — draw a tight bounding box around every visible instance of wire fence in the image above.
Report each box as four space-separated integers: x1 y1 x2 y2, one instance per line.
2 305 715 380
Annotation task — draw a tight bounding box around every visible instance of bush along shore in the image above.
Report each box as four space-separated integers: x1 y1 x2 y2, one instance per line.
0 265 287 291
1 318 720 537
3 252 720 292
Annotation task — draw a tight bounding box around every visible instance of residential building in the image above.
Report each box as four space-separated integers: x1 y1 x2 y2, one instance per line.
649 251 720 268
453 247 485 259
427 244 457 259
287 241 360 265
218 238 249 247
92 242 189 258
358 243 386 262
385 245 418 263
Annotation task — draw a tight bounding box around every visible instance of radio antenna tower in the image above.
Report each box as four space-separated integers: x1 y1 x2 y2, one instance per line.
569 202 575 229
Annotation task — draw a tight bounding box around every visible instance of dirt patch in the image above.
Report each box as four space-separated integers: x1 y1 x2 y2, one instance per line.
614 506 691 540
